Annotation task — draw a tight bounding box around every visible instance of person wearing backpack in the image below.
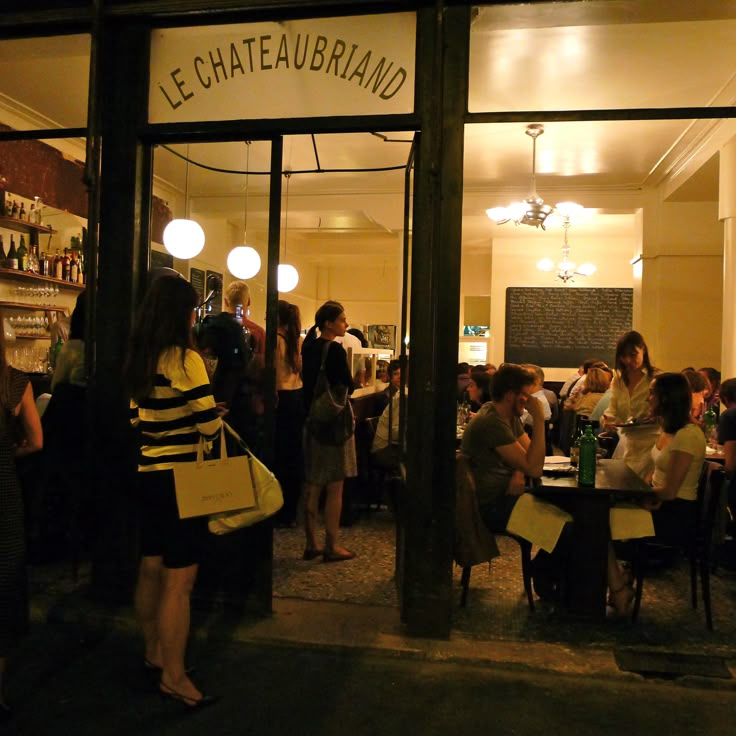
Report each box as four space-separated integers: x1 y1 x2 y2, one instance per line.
196 280 261 448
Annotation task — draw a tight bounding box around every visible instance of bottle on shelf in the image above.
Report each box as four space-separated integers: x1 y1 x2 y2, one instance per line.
77 250 84 284
18 201 26 221
17 235 28 271
577 425 598 487
11 200 19 218
3 193 12 217
61 248 70 281
28 244 39 274
27 203 35 223
52 335 65 366
6 235 19 270
69 250 79 283
53 250 62 280
0 235 5 264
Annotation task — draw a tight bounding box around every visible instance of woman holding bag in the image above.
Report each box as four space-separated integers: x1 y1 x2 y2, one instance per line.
301 300 357 562
125 276 223 710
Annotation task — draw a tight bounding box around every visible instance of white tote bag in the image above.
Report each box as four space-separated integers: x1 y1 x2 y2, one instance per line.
173 426 256 519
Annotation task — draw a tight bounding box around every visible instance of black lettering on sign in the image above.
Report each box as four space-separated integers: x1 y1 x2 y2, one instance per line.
504 287 633 367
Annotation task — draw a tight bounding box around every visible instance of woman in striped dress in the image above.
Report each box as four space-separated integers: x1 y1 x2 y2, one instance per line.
125 276 222 710
0 332 43 720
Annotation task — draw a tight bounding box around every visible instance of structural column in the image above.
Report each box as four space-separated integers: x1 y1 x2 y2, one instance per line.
719 137 736 378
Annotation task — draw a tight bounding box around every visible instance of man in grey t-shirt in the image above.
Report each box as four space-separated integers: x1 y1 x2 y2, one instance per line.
460 363 546 532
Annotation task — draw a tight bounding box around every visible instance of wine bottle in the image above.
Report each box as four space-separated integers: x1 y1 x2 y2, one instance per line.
17 235 28 271
7 235 19 269
0 235 5 264
18 201 26 221
70 250 78 283
54 249 63 280
61 248 70 281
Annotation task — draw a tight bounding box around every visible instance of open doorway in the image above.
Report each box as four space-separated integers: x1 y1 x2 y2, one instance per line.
151 131 414 613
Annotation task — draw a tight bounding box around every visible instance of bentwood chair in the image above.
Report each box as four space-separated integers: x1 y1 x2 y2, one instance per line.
455 453 535 611
631 461 727 630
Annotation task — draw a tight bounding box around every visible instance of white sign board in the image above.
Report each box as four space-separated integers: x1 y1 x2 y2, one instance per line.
149 13 416 123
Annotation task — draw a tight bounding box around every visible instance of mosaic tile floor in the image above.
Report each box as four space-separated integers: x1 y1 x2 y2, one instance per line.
273 511 736 655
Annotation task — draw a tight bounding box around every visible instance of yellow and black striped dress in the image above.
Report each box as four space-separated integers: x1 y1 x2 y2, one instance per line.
130 347 222 471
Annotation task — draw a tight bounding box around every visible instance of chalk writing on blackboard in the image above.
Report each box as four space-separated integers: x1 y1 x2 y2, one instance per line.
189 267 205 304
504 287 633 367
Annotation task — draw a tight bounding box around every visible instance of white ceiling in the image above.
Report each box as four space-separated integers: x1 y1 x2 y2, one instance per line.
0 1 735 263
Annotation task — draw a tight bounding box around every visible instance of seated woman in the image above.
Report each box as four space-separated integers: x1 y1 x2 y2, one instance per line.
683 368 707 427
607 372 705 615
466 371 492 414
565 366 610 416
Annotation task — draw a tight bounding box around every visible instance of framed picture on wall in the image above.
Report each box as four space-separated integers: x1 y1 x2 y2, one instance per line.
189 267 205 304
366 324 396 352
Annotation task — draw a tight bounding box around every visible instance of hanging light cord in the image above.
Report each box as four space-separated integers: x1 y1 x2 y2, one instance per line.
283 172 291 261
243 140 250 243
184 143 190 219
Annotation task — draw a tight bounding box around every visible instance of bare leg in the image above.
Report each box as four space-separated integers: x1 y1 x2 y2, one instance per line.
303 482 323 551
608 543 633 614
324 480 351 555
159 564 200 701
134 556 164 667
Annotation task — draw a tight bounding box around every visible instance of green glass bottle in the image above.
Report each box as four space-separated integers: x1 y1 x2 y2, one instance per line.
578 425 597 487
703 406 717 448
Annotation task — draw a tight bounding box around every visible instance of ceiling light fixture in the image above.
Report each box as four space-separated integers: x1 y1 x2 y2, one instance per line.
163 144 206 260
486 124 582 230
278 172 299 293
227 141 262 280
537 215 596 284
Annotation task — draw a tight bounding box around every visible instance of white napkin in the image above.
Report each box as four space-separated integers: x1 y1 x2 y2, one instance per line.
609 503 654 540
506 494 573 553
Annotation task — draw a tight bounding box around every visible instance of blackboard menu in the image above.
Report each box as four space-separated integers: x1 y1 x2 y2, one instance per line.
189 267 205 304
504 287 633 367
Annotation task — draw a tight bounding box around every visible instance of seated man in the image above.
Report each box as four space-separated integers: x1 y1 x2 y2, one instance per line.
376 359 401 414
460 364 545 533
371 389 402 472
520 364 551 428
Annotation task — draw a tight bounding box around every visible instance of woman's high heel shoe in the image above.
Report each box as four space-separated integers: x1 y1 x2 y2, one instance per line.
159 682 220 710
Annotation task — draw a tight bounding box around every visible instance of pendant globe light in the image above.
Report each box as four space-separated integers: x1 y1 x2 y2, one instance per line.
163 144 205 259
278 172 299 293
227 141 262 280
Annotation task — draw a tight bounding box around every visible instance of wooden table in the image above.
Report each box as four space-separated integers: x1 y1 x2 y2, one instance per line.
532 459 655 618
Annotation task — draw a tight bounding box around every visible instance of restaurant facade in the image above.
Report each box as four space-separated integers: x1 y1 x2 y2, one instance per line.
2 0 736 639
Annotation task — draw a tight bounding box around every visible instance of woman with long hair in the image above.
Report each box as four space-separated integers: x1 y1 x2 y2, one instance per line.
0 330 43 720
125 276 222 710
607 373 705 615
273 300 305 527
566 367 611 417
301 300 357 562
602 331 660 479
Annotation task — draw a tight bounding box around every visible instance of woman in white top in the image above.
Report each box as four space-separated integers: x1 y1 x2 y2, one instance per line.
607 372 705 616
603 331 660 479
273 299 305 527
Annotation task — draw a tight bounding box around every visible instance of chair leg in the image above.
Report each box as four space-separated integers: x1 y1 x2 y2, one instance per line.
460 567 471 608
700 552 714 631
631 541 646 623
689 548 698 610
519 541 535 612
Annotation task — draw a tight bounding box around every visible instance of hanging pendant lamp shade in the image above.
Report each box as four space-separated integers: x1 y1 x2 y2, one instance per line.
278 172 299 293
227 141 262 280
163 145 205 259
277 263 299 293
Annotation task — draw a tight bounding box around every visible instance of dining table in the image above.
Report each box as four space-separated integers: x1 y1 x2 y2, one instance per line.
532 458 656 619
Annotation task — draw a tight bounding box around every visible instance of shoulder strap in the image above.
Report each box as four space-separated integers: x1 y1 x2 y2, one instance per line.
319 340 332 372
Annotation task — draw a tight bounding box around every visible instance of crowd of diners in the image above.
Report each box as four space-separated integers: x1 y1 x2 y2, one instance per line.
457 330 733 618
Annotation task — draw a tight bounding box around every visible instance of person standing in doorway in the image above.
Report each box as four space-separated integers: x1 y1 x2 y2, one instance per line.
301 301 357 562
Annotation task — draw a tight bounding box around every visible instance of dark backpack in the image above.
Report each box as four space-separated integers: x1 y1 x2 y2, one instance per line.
196 313 254 405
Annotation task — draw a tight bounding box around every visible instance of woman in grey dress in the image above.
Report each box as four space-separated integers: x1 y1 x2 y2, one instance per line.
0 336 43 720
301 301 357 562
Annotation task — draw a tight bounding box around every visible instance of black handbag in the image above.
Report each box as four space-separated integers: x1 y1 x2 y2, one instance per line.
306 341 355 446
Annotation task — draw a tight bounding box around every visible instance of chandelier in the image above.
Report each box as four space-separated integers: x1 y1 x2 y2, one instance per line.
486 124 581 230
537 215 596 284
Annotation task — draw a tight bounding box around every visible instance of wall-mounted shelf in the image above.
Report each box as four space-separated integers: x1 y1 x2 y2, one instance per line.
0 300 68 313
0 267 84 290
0 216 54 236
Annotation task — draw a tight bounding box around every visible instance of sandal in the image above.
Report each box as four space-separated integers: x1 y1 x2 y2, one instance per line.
323 548 356 563
302 547 324 561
